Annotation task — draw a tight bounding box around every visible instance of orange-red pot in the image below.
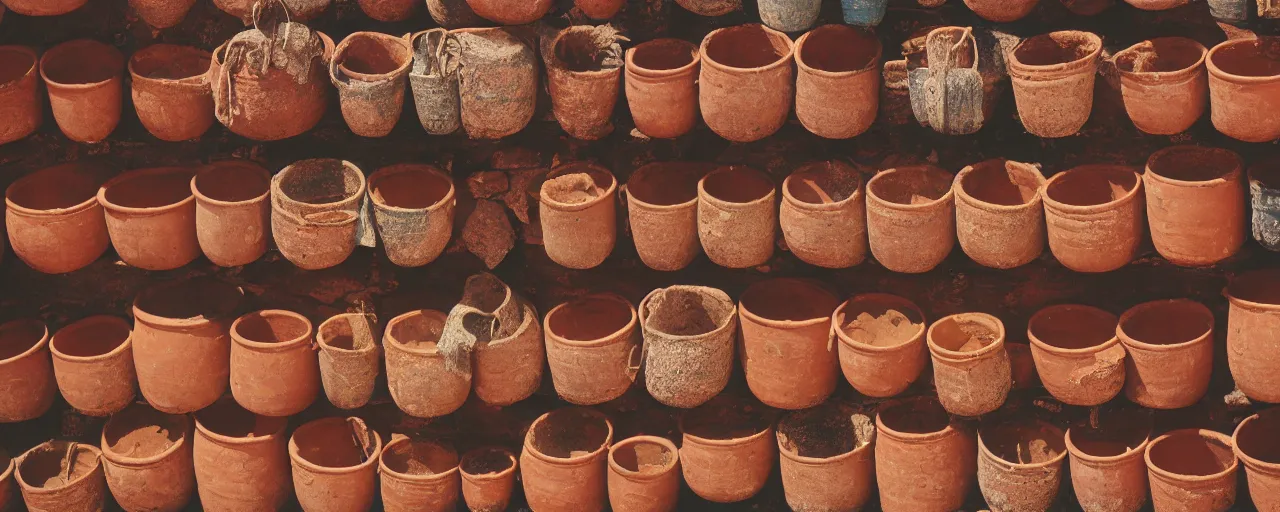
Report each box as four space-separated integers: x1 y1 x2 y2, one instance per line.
460 447 518 512
954 159 1047 269
777 404 875 512
1145 429 1238 512
1042 165 1146 273
100 404 194 512
1143 145 1245 266
50 315 135 417
0 318 55 423
866 165 956 273
977 419 1067 512
625 39 700 139
680 398 775 503
1065 409 1152 512
780 161 867 268
289 416 383 512
1117 299 1214 409
380 438 460 512
40 39 123 143
129 44 213 141
1226 268 1280 403
15 441 106 512
521 408 613 512
132 278 241 414
1114 38 1208 135
193 400 292 511
739 278 840 410
385 309 470 418
1233 411 1280 511
229 310 319 417
544 294 638 405
98 167 200 271
5 163 110 274
1028 304 1125 406
834 293 928 398
608 436 680 512
875 396 976 512
191 160 271 267
794 25 880 139
699 24 794 142
697 166 777 269
927 313 1012 417
0 45 41 145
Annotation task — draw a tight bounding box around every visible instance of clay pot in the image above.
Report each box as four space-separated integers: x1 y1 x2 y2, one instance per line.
465 0 551 24
576 0 623 18
865 165 956 273
98 167 200 270
539 163 618 269
5 162 110 274
132 278 242 414
624 162 708 271
1065 409 1152 512
1146 429 1238 512
192 400 292 511
1143 145 1245 266
758 0 820 32
1226 269 1280 403
466 278 544 407
1042 165 1145 273
210 28 332 141
1027 304 1124 406
15 441 106 512
841 0 888 26
0 0 85 15
954 159 1047 269
640 285 737 408
1209 0 1249 21
427 0 483 28
369 164 455 268
1233 410 1280 511
780 161 867 268
289 417 382 512
739 278 840 410
927 313 1012 417
358 0 415 21
1125 0 1188 8
409 29 460 136
965 0 1039 21
1117 299 1214 409
544 294 638 405
271 159 367 270
380 438 460 512
1207 38 1280 142
129 44 213 142
521 408 613 511
213 0 331 22
452 28 538 139
50 316 135 417
127 0 195 27
40 40 123 143
1007 31 1103 138
794 25 880 140
676 0 740 15
699 24 794 142
1113 38 1208 136
834 294 927 398
625 39 699 139
191 160 271 267
317 313 381 410
680 398 775 503
608 436 680 512
875 396 977 512
0 46 41 145
100 404 194 512
697 166 777 269
460 447 518 512
332 32 412 138
547 26 623 141
385 309 470 418
229 310 320 417
880 60 912 124
977 419 1067 512
1252 161 1280 252
776 404 876 512
0 319 55 423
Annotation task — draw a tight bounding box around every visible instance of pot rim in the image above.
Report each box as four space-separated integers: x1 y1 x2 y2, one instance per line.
780 162 865 212
49 315 132 363
865 165 955 212
793 24 881 79
953 159 1046 213
832 293 927 353
699 23 795 74
131 279 243 329
378 437 460 482
776 415 874 465
0 45 38 90
625 38 700 79
191 160 272 207
1116 299 1213 352
523 408 614 465
1064 424 1151 465
1232 413 1280 474
1224 268 1280 311
1040 165 1143 215
1027 304 1121 356
213 30 336 75
0 318 49 366
1114 37 1207 83
460 446 518 482
1144 145 1242 188
978 419 1068 471
5 163 105 217
289 417 384 475
39 39 123 90
545 293 637 349
383 309 447 356
638 285 738 342
926 312 1007 360
367 163 456 214
272 159 367 212
333 31 413 83
608 435 679 479
679 403 773 448
97 167 197 215
1144 429 1239 483
316 313 379 355
193 405 288 445
128 43 211 88
549 26 624 79
230 309 314 351
539 162 618 212
1007 30 1103 77
14 442 102 493
739 278 840 329
875 396 962 443
100 408 189 466
697 166 776 209
623 162 706 212
1206 37 1280 85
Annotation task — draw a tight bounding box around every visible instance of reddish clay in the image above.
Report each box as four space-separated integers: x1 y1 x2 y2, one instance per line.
780 161 867 268
548 26 623 141
625 39 699 139
380 438 460 512
1232 410 1280 511
875 396 977 512
191 160 271 267
539 163 618 269
697 166 777 269
521 408 613 511
461 275 544 407
289 417 382 512
192 400 292 511
680 398 775 503
676 0 740 15
50 316 135 417
465 0 552 24
40 39 124 143
0 319 55 422
1114 37 1208 135
1144 145 1245 266
369 164 456 268
1042 165 1146 273
1007 31 1103 138
794 25 881 139
385 309 470 418
132 278 242 414
866 165 956 273
1028 304 1125 406
1065 408 1152 512
699 24 794 142
317 313 381 410
427 0 483 28
739 278 840 410
640 285 737 408
965 0 1039 21
927 313 1012 417
576 0 623 18
0 0 86 15
0 448 11 511
0 46 41 145
608 436 680 512
1227 269 1280 403
332 32 413 138
954 159 1047 269
452 28 538 139
229 310 320 417
211 28 332 141
100 404 194 512
544 294 639 405
129 0 195 27
1125 0 1188 8
1117 299 1214 409
5 162 110 274
834 293 927 398
129 44 213 142
977 419 1067 512
460 447 518 512
212 0 331 22
15 441 106 512
624 162 710 271
1146 429 1238 512
1207 38 1280 142
271 159 367 270
777 404 876 512
98 167 200 270
358 0 416 20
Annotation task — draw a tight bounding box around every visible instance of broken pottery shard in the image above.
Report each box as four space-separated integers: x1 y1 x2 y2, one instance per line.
463 200 515 269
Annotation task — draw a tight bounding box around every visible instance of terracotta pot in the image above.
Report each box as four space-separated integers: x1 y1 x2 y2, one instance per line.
965 0 1038 21
385 309 470 418
1125 0 1188 8
758 0 820 32
128 0 194 26
100 404 194 512
1207 38 1280 142
841 0 888 26
229 310 319 417
794 25 881 139
380 438 459 512
1113 37 1208 136
5 162 110 274
1208 0 1248 21
0 0 86 15
865 165 956 273
460 447 518 512
465 277 544 407
833 293 927 398
1146 429 1238 512
540 163 618 269
1117 299 1214 409
544 294 638 405
1042 165 1145 273
1007 31 1103 138
625 39 699 139
880 60 912 124
271 159 367 270
0 46 41 145
40 39 123 143
927 313 1012 417
452 28 538 139
779 161 867 268
213 0 331 22
576 0 623 18
640 285 737 408
0 448 12 511
358 0 415 21
776 404 876 512
608 436 679 512
977 419 1067 512
15 441 105 512
547 26 623 141
211 28 332 141
521 408 613 512
954 159 1046 269
1065 409 1152 512
465 0 551 24
289 417 382 512
697 166 777 268
132 278 242 414
624 162 708 271
699 24 794 142
1143 145 1245 266
409 29 460 136
50 315 135 417
192 400 292 511
427 0 483 28
0 319 55 423
875 396 976 512
331 32 412 138
317 313 381 410
129 44 213 142
1226 269 1280 403
98 167 200 270
191 160 271 267
739 278 840 410
1233 410 1280 511
1252 161 1280 252
680 398 775 503
676 0 740 15
1027 304 1124 406
369 164 455 268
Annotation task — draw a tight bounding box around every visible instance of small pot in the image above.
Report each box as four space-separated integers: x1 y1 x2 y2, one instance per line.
1208 38 1280 142
15 441 105 512
625 39 700 139
380 438 460 512
1226 269 1280 403
229 310 319 417
317 313 381 410
191 160 271 267
213 0 331 21
608 436 680 512
452 28 538 139
50 315 135 417
1113 37 1208 136
547 26 623 141
640 285 737 408
739 278 841 410
544 294 639 405
875 396 976 512
290 417 382 512
977 419 1067 512
0 0 86 15
1146 429 1238 512
865 165 956 273
954 159 1046 269
132 278 242 414
40 39 123 143
680 398 775 503
192 400 292 511
0 46 41 145
758 0 820 32
1065 409 1152 512
1233 410 1280 511
1007 31 1103 138
697 166 777 269
465 0 552 24
777 404 876 512
676 0 740 15
210 27 332 141
1125 0 1188 8
539 163 618 269
409 29 460 136
1117 299 1214 409
794 25 880 140
427 0 483 28
1042 165 1145 273
833 293 927 398
460 447 518 512
624 162 707 271
369 164 455 267
5 162 110 274
0 319 55 423
1144 145 1245 266
129 44 213 141
1251 161 1280 252
927 313 1012 417
699 24 794 142
521 408 613 511
358 0 415 21
385 309 470 418
780 161 867 268
271 159 367 270
98 167 200 271
577 0 623 18
841 0 888 26
965 0 1039 21
100 404 194 512
331 32 413 138
1027 304 1124 406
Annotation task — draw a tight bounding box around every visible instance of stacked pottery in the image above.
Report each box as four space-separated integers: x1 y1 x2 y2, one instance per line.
1233 410 1280 511
15 441 106 512
0 45 41 146
191 160 272 267
98 167 200 271
625 39 701 139
607 436 681 512
865 165 956 274
1041 165 1145 273
316 313 381 410
547 26 624 141
1117 299 1214 409
779 161 867 268
229 310 320 417
211 18 332 141
977 418 1068 512
5 162 111 274
953 159 1047 269
927 313 1012 416
271 159 368 270
385 309 470 418
680 398 776 503
380 438 460 512
640 286 737 409
833 294 928 398
466 0 552 24
100 405 195 512
0 319 55 423
1143 145 1245 266
794 26 881 140
738 278 840 410
543 294 639 405
1027 304 1125 406
460 447 519 512
331 32 413 138
624 162 709 271
539 163 618 269
697 166 777 269
1145 429 1238 512
368 164 456 268
192 400 292 511
699 24 794 142
129 44 214 142
776 404 876 512
40 40 124 143
0 0 86 15
521 408 613 511
1252 159 1280 251
875 396 976 512
452 28 538 139
1207 37 1280 142
132 278 242 414
1225 269 1280 403
409 29 461 135
289 417 383 512
1113 38 1208 135
50 316 136 417
1007 31 1103 138
1065 408 1152 512
965 0 1039 21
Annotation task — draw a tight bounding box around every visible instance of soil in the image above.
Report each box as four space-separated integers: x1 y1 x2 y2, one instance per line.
529 409 610 459
461 448 513 475
612 440 673 474
778 407 874 459
843 309 922 347
108 423 177 459
19 443 97 489
383 440 458 476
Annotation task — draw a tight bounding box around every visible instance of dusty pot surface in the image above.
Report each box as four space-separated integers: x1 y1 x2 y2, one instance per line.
544 293 639 405
331 32 413 138
739 278 840 410
317 313 381 410
409 29 461 136
834 293 927 397
699 24 794 142
0 45 42 145
680 398 776 503
539 163 618 269
640 285 737 408
954 159 1046 269
624 162 710 271
625 39 701 139
132 278 242 414
466 0 552 24
608 436 680 512
100 404 194 512
289 417 382 512
192 400 292 511
1028 304 1125 406
1117 299 1214 409
547 25 624 141
0 0 87 15
439 273 544 407
1251 160 1280 251
1207 37 1280 142
191 160 272 267
5 162 111 274
965 0 1039 21
210 22 332 141
977 418 1067 512
1233 410 1280 511
385 309 470 418
758 0 820 32
776 404 876 512
212 0 331 22
271 158 367 270
460 447 518 512
1042 165 1145 273
380 438 460 512
98 167 201 271
369 164 456 268
358 0 416 21
795 25 881 139
1065 408 1152 512
1113 37 1208 135
1143 145 1245 266
40 39 124 143
229 309 319 417
697 166 777 268
875 396 976 512
521 408 614 511
780 161 867 268
15 441 105 512
865 165 956 273
676 0 740 15
452 28 538 140
1145 429 1238 512
1007 31 1103 138
129 44 213 142
0 319 55 423
927 313 1012 417
1225 268 1280 403
50 315 135 417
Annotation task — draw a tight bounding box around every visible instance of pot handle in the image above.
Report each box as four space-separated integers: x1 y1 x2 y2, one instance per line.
626 343 642 379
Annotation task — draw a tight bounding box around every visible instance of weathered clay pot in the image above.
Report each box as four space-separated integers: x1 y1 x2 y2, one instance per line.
452 28 537 139
213 0 331 22
1209 0 1249 21
101 404 194 512
132 278 242 414
1143 145 1245 266
547 26 623 141
777 404 876 512
977 418 1067 512
1207 38 1280 142
192 400 292 511
358 0 415 21
876 396 976 512
540 163 618 269
739 278 840 410
289 417 382 512
965 0 1039 21
865 165 956 273
842 0 888 25
0 46 41 145
577 0 623 18
927 313 1012 417
1226 269 1280 403
624 162 708 271
608 436 680 512
625 39 700 139
466 0 551 24
130 44 212 141
521 408 613 512
954 159 1046 269
40 39 123 143
317 313 380 410
676 0 740 16
15 441 105 512
460 447 518 512
98 167 200 270
1007 31 1103 138
1065 408 1152 512
1117 299 1214 409
1114 37 1208 135
697 166 777 268
210 27 332 141
129 0 195 26
380 438 459 512
1125 0 1188 8
794 25 880 140
1042 165 1145 273
1027 304 1125 406
758 0 820 32
680 398 775 503
0 319 55 423
50 315 135 417
780 161 867 268
385 309 470 418
1252 160 1280 252
191 160 271 267
229 310 320 417
699 24 794 142
409 29 460 136
331 32 412 138
834 293 927 398
5 162 110 274
880 60 912 124
544 294 638 405
451 274 544 407
640 285 737 408
1145 429 1238 512
427 0 483 28
271 159 367 270
0 0 86 15
1233 410 1280 511
369 164 455 268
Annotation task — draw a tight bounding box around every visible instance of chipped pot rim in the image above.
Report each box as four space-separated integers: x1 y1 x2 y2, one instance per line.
191 160 272 207
383 309 447 356
780 162 865 212
1113 37 1207 83
288 417 384 475
1144 429 1239 484
1040 164 1143 214
544 293 637 349
865 165 956 212
333 31 414 84
128 43 212 89
638 285 738 341
316 313 380 355
14 442 102 493
953 159 1047 213
131 278 244 329
100 409 190 466
1026 304 1122 356
832 293 927 353
459 446 519 481
1206 37 1280 84
926 312 1007 360
540 162 618 212
608 435 679 479
977 420 1068 471
1143 145 1242 188
378 437 461 482
1064 424 1151 465
193 406 288 445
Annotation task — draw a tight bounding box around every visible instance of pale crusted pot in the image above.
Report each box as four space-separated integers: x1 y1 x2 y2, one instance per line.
289 417 382 512
100 404 194 512
460 447 518 512
5 162 110 274
409 29 460 136
15 441 106 512
927 313 1012 417
539 163 618 270
739 278 840 410
780 161 867 268
1113 37 1208 136
316 313 381 410
1065 409 1152 512
547 26 623 141
1042 164 1145 273
1207 37 1280 142
50 315 136 417
834 293 927 398
132 278 242 414
624 162 708 271
0 319 55 423
697 166 777 269
40 39 123 143
965 0 1039 21
0 0 86 15
385 309 470 418
640 285 737 408
607 436 680 512
1028 304 1125 406
98 167 200 271
875 396 976 512
544 293 639 405
954 159 1047 269
331 32 413 138
1145 429 1238 512
699 24 794 143
473 300 544 407
794 25 881 139
679 398 775 503
625 39 700 139
129 44 214 142
776 404 876 512
192 400 292 511
1225 268 1280 403
452 27 537 139
465 0 552 24
229 310 319 417
369 164 456 268
1007 31 1103 138
0 46 41 145
866 165 956 273
1251 160 1280 252
271 159 367 271
977 419 1067 512
1143 145 1245 267
1117 299 1214 409
210 28 332 141
758 0 819 32
521 408 613 512
380 438 460 512
191 160 271 267
1232 410 1280 511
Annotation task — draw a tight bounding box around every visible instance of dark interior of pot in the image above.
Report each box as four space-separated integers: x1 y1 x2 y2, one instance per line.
931 314 1000 353
1029 305 1117 350
196 400 285 439
1210 39 1280 77
1148 431 1235 476
0 449 9 472
18 442 98 489
294 418 376 468
340 34 410 77
388 310 445 350
135 278 242 322
319 314 377 351
646 287 733 337
778 405 874 458
548 295 632 342
42 40 121 85
1115 38 1203 74
702 166 774 203
1253 158 1280 189
1148 146 1239 182
529 408 611 458
52 317 129 357
786 163 861 205
626 163 708 206
982 420 1065 465
131 45 210 80
461 447 514 476
1236 410 1280 464
683 398 770 441
1069 410 1150 457
104 405 184 459
960 160 1041 206
740 279 838 323
0 319 45 361
383 439 458 476
1228 269 1280 306
869 167 952 206
630 39 696 71
878 397 951 435
837 296 924 348
278 160 363 205
1120 301 1212 345
705 24 790 69
554 27 622 73
799 25 878 72
7 163 106 211
1013 31 1099 66
0 47 35 85
103 169 195 209
194 162 270 202
612 438 675 474
370 166 452 209
234 311 309 344
1045 166 1138 207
